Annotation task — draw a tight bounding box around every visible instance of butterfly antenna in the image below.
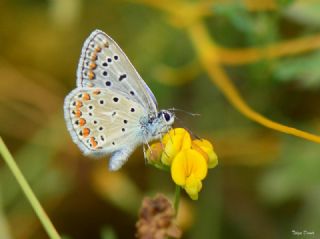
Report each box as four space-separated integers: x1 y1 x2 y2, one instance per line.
174 115 201 140
168 107 200 117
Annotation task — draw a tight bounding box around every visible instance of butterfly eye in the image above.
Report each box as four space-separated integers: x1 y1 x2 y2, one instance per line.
163 112 171 122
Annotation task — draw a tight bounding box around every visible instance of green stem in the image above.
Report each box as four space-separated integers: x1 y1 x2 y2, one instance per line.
0 137 61 239
174 185 181 216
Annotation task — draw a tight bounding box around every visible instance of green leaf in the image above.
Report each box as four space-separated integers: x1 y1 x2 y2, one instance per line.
284 0 320 26
273 51 320 88
214 3 254 34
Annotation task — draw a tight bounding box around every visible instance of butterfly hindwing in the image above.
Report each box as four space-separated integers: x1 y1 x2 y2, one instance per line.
76 30 158 115
64 87 146 157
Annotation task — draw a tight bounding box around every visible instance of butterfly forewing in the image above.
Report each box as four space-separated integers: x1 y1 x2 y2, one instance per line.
77 30 158 115
64 87 145 156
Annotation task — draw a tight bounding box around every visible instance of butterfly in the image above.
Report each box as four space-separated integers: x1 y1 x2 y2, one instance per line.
64 30 175 171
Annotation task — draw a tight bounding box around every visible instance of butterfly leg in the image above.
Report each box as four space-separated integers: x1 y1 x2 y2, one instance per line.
108 147 135 171
143 145 148 165
143 135 154 160
158 132 169 159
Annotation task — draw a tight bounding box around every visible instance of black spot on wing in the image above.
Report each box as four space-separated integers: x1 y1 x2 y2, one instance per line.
119 74 127 81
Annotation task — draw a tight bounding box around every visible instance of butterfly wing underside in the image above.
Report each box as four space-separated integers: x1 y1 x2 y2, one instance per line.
76 29 158 115
64 87 145 158
64 29 161 170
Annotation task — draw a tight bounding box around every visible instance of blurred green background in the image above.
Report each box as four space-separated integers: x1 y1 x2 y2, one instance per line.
1 0 320 238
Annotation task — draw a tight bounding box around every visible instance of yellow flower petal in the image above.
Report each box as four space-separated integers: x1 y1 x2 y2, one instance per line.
171 151 188 185
193 139 218 168
191 142 209 162
161 128 192 166
185 175 202 200
161 128 187 143
185 149 208 180
171 149 208 189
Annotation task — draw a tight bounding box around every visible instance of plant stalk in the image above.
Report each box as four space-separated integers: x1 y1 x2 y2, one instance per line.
0 137 61 239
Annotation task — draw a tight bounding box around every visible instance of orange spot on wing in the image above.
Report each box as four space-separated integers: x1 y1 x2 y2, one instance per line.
82 93 91 101
91 53 97 61
82 128 90 137
75 110 82 118
79 118 86 126
93 89 101 95
95 46 101 52
76 101 83 108
88 71 95 80
90 137 98 148
89 62 97 70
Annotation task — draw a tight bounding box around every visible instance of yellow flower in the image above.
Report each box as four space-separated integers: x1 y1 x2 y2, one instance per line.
161 128 192 166
145 128 218 200
171 149 208 200
192 139 218 168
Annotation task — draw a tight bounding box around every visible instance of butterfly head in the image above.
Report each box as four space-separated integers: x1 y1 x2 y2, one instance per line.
157 110 175 127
